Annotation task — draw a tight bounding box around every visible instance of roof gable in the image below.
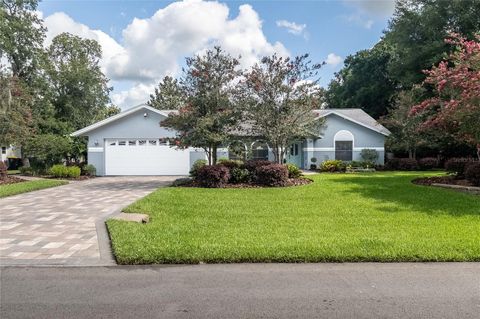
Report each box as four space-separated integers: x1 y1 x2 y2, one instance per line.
71 104 171 137
315 109 390 136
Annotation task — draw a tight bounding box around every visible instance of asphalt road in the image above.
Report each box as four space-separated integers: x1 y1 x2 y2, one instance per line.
1 263 479 318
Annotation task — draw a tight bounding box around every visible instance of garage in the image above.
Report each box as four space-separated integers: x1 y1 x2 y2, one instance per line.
104 138 191 176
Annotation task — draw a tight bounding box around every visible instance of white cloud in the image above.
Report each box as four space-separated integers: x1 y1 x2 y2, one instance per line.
276 19 307 37
343 13 374 29
41 0 288 108
325 53 343 67
111 83 155 107
346 0 395 17
43 12 126 72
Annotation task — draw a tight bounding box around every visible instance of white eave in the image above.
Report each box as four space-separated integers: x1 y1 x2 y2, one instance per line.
70 104 171 137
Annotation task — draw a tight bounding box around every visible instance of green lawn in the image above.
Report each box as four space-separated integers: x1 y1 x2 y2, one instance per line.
7 170 20 175
0 179 68 198
107 172 480 264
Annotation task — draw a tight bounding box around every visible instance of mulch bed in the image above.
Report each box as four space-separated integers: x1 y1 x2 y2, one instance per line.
0 176 26 186
177 177 313 188
412 176 474 187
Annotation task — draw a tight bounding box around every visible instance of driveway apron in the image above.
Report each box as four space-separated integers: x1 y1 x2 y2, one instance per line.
0 176 176 266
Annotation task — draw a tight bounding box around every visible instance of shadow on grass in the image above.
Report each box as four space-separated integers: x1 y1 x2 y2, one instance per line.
328 173 480 217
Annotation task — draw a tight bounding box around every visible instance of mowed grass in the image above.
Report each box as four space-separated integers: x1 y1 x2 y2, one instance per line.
107 172 480 264
0 179 67 198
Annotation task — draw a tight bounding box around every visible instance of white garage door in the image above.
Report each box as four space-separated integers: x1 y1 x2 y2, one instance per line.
104 139 190 175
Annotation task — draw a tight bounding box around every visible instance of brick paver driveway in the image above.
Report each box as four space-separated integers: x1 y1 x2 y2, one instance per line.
0 176 176 266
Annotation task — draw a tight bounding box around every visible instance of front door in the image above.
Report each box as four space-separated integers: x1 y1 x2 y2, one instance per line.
286 142 302 168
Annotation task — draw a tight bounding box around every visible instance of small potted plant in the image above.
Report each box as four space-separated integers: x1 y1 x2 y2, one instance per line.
310 157 317 170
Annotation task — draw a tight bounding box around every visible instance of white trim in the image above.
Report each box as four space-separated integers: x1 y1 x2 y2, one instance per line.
70 104 173 137
315 110 390 136
303 147 335 151
88 147 104 153
334 130 354 142
303 147 384 152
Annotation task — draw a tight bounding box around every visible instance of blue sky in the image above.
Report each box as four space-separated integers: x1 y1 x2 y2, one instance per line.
38 0 395 108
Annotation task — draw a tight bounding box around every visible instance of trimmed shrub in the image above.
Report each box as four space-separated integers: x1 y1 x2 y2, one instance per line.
386 158 418 170
418 157 439 170
445 158 475 177
218 159 243 170
230 167 251 184
172 177 193 187
49 165 81 178
465 162 480 186
82 164 96 176
256 163 289 187
397 158 419 171
196 164 230 188
19 166 33 175
385 158 400 170
320 160 346 172
360 149 379 163
286 163 302 178
190 159 207 177
348 160 375 168
244 160 272 172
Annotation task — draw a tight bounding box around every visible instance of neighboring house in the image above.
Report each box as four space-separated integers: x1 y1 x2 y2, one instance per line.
1 145 22 164
71 104 390 176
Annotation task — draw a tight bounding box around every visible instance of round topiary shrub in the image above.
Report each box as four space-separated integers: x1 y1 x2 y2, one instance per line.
465 162 480 186
255 163 289 187
196 164 230 188
418 157 439 170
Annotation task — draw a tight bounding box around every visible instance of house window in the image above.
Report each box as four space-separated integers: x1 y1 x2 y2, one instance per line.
118 140 126 146
109 141 117 146
1 147 6 154
138 140 146 146
148 140 157 146
251 141 269 160
335 141 353 161
290 144 299 156
128 140 136 146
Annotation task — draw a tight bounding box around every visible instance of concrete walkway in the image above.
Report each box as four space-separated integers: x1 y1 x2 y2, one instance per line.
0 176 176 266
1 263 479 318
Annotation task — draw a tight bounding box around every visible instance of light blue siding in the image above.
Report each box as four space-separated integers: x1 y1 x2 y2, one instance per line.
303 113 386 167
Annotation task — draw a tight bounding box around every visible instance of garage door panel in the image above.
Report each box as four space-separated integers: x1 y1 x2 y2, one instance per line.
105 139 190 175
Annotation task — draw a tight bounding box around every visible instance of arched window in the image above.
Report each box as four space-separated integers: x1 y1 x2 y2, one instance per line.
334 130 354 161
228 141 247 161
251 141 269 160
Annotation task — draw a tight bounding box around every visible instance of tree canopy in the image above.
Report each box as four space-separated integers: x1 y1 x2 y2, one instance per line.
243 54 324 164
161 47 243 164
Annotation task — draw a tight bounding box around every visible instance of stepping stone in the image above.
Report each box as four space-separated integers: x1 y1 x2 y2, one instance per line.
111 213 149 223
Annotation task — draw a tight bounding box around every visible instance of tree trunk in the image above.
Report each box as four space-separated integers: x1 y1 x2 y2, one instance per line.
212 145 218 165
477 143 480 161
205 146 212 165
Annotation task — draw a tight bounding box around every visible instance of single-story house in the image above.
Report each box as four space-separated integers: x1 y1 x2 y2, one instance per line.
71 104 390 176
1 145 22 166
